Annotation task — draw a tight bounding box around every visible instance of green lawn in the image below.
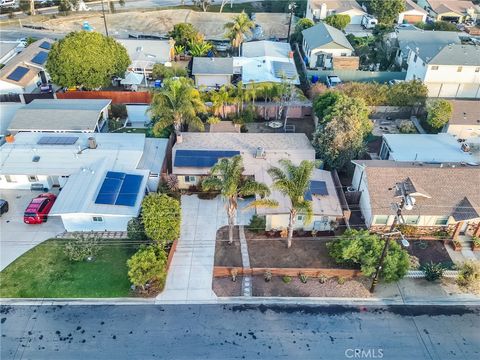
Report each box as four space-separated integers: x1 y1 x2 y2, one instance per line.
0 239 138 298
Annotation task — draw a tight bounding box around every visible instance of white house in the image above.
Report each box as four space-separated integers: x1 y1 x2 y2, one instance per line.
351 160 480 230
0 41 22 66
172 132 344 231
7 99 111 134
0 132 168 231
405 42 480 98
398 0 428 24
0 38 54 94
443 100 480 140
191 57 233 88
302 21 354 69
306 0 367 25
378 133 478 163
426 0 479 23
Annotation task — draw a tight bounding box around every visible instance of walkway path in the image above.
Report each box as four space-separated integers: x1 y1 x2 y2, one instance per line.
156 195 254 303
239 226 252 297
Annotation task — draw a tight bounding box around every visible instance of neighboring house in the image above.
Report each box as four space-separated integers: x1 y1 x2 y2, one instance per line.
171 132 344 231
0 38 54 94
398 0 428 24
117 39 174 77
426 0 479 23
351 160 480 231
302 21 356 69
0 102 23 144
378 133 478 163
191 57 233 88
392 29 460 68
0 41 22 66
443 100 480 140
305 0 367 25
7 99 111 134
404 40 480 98
235 41 299 85
0 132 168 231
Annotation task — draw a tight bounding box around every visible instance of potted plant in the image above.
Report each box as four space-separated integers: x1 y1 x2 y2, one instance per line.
452 240 462 251
472 236 480 251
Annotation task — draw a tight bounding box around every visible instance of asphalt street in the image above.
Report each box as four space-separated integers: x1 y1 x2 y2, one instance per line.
1 304 479 360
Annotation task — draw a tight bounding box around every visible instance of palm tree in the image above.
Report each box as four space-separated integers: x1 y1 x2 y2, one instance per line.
149 77 206 135
202 156 277 244
211 85 232 119
268 159 315 248
224 11 255 56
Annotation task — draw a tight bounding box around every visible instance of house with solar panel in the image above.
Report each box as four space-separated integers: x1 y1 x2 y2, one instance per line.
0 39 54 94
172 132 344 232
0 132 168 231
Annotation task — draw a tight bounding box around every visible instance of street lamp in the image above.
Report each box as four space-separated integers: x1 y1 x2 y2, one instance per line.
287 1 297 42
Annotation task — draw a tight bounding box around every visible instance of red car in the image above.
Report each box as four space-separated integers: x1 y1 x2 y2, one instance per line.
23 193 57 224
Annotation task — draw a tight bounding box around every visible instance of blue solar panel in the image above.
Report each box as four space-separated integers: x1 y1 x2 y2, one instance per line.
304 181 328 201
31 51 49 65
95 172 143 207
7 66 29 82
39 41 51 50
174 150 240 167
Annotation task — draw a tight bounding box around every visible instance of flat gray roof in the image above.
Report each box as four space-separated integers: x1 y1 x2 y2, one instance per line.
192 57 234 75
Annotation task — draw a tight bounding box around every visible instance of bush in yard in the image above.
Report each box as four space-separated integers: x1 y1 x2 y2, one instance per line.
282 276 292 284
307 83 328 100
398 120 417 134
127 244 167 291
299 273 309 283
151 63 188 80
426 99 452 131
456 261 480 291
422 262 444 282
248 215 266 233
127 217 147 243
387 80 428 107
328 229 410 282
64 233 101 262
324 14 350 30
141 193 181 246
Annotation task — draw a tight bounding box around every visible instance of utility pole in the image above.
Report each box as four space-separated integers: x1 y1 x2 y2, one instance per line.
100 0 109 36
287 1 296 43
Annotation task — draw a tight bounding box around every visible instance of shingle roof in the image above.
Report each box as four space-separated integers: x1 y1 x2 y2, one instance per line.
448 100 480 126
241 41 292 58
429 44 480 66
302 22 354 51
354 160 480 220
309 0 364 13
192 57 233 75
397 30 461 62
405 0 428 13
427 0 479 15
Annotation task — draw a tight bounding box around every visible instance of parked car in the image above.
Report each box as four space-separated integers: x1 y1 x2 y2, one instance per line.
326 75 342 88
361 15 378 29
0 0 16 7
0 199 8 217
23 193 56 224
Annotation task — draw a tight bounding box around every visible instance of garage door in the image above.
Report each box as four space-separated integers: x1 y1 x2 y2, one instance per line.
403 15 424 23
438 83 460 98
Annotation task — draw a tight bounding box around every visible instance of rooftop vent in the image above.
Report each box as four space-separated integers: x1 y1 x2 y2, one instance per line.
32 155 40 162
88 137 97 149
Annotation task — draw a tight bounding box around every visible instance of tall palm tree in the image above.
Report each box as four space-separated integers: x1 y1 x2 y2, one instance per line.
149 77 206 135
203 156 277 244
224 11 255 56
268 159 315 248
211 85 232 119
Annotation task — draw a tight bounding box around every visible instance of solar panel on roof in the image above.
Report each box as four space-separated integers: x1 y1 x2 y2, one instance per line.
272 61 297 79
95 172 144 207
304 181 328 201
95 178 123 205
31 51 49 65
116 174 143 206
174 150 240 167
7 66 29 82
39 41 51 50
37 136 79 145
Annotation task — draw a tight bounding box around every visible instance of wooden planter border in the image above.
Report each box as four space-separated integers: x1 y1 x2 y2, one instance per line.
213 266 362 278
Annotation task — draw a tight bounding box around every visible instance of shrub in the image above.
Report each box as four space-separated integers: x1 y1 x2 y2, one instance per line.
248 215 266 233
456 261 480 289
409 255 420 270
422 262 444 281
426 99 452 131
282 276 292 284
324 14 350 30
151 63 188 79
299 273 308 283
307 83 328 100
473 236 480 247
318 275 327 284
63 233 101 262
264 270 272 282
396 224 417 236
337 276 346 285
207 116 221 125
127 218 147 242
398 120 416 134
127 244 167 291
109 104 128 119
141 193 181 246
165 174 179 192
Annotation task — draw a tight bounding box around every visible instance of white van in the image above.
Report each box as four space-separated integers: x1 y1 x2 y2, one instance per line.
0 0 16 7
361 15 378 29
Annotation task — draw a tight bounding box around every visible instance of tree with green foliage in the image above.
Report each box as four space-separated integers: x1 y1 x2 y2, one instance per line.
312 91 342 120
312 94 372 169
337 82 389 106
387 80 428 107
210 85 233 119
46 31 130 89
202 155 276 244
369 0 406 25
415 21 458 31
141 193 181 246
150 77 206 135
168 23 199 48
127 245 167 291
325 14 351 30
188 39 213 56
151 63 188 80
292 18 314 42
426 99 452 131
328 229 410 282
224 11 255 56
268 159 315 248
127 218 147 242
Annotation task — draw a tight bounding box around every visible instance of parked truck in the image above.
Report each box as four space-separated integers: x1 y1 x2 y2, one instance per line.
361 15 378 29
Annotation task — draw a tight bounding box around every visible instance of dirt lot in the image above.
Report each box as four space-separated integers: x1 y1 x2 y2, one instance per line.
407 240 454 269
247 239 353 269
27 10 289 39
215 226 242 267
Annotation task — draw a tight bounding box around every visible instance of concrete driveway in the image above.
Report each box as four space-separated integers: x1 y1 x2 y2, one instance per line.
157 195 254 303
0 190 65 271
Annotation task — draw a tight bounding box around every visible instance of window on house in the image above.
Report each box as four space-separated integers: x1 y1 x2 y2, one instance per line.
373 216 389 225
341 53 347 56
185 176 196 183
414 54 418 62
297 215 305 222
434 217 449 226
5 175 16 183
457 66 463 72
403 216 419 225
28 175 38 182
92 216 103 222
431 66 439 70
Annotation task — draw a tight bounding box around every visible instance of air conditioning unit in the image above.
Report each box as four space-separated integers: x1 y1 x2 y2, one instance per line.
255 147 266 158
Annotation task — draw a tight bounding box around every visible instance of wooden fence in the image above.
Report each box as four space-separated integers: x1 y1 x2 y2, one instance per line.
57 91 152 104
166 239 178 271
213 266 362 278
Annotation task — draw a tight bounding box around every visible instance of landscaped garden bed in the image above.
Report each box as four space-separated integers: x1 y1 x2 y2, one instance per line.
212 276 243 297
406 240 454 269
214 226 242 267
